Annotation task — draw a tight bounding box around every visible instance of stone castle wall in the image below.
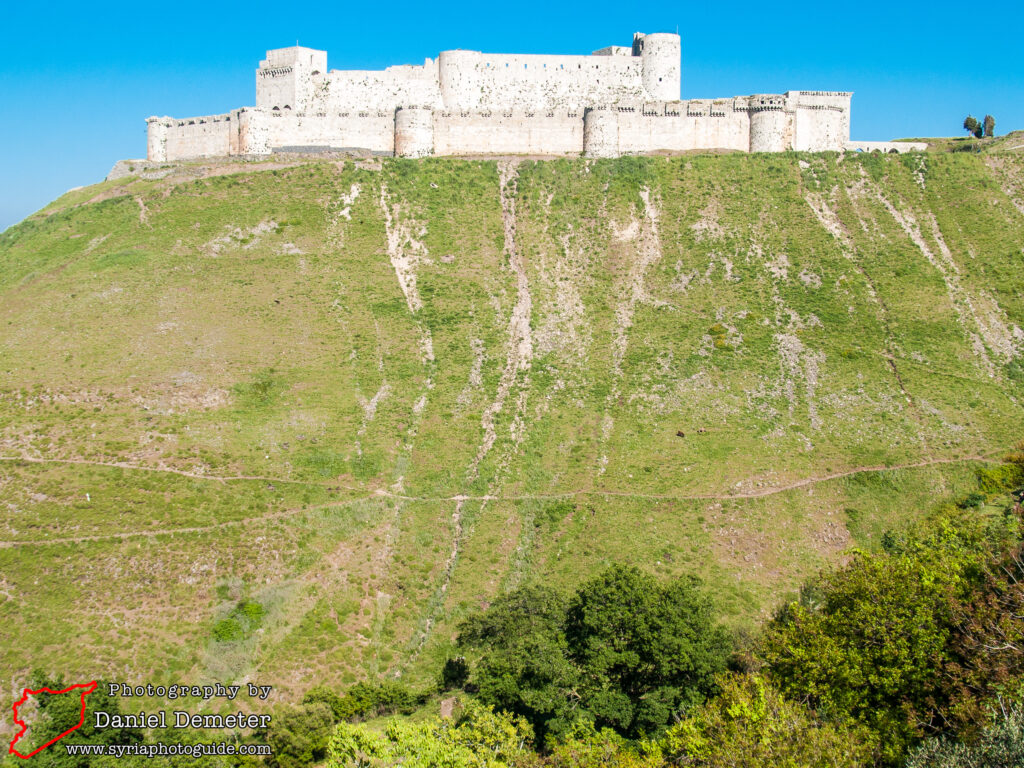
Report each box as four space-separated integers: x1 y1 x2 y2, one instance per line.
243 109 396 155
147 34 862 162
147 114 232 161
434 109 584 156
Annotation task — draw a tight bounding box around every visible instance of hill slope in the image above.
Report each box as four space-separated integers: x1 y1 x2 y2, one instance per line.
1 151 1024 704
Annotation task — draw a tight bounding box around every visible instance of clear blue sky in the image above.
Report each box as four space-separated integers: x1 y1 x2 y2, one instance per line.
1 0 1021 231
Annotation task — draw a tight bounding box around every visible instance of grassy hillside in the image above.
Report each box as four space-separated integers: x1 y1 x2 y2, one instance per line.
1 150 1023 716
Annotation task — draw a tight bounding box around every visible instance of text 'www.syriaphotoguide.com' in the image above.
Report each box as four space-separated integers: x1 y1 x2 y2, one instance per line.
63 742 272 758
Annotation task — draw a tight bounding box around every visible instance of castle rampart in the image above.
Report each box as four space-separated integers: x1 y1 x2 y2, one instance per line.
146 33 870 161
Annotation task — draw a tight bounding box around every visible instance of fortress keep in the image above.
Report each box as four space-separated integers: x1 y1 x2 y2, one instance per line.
146 34 900 161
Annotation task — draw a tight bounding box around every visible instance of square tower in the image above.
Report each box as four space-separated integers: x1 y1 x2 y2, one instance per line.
256 46 327 112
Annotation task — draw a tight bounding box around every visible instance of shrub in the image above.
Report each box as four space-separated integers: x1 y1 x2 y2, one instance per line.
267 701 336 768
662 674 874 767
764 498 1024 763
212 599 266 644
302 686 346 721
326 701 533 768
335 680 419 721
212 618 243 642
907 704 1024 768
547 721 661 768
440 656 470 691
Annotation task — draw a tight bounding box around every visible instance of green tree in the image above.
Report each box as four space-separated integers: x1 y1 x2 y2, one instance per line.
764 551 956 762
458 585 577 743
984 114 996 138
936 544 1024 737
964 116 982 138
440 656 469 691
565 565 732 739
459 569 731 743
760 499 1024 766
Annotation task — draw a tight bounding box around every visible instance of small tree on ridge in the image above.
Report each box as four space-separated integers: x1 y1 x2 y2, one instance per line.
964 116 982 139
983 114 996 138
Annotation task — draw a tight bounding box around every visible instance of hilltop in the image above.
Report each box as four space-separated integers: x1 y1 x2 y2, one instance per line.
895 129 1024 153
1 149 1023 708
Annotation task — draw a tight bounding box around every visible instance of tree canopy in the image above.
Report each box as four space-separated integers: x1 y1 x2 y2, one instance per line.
457 566 731 743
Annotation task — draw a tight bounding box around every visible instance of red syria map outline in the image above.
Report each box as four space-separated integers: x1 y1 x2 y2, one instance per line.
8 681 98 759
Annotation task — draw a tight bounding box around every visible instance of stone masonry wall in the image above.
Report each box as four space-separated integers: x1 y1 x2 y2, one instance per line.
433 110 583 156
239 109 395 155
436 52 647 110
320 63 441 112
615 102 751 154
149 114 232 161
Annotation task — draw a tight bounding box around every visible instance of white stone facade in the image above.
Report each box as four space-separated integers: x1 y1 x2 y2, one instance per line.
146 34 859 161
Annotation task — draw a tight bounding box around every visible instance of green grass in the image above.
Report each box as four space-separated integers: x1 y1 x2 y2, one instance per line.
1 151 1023 711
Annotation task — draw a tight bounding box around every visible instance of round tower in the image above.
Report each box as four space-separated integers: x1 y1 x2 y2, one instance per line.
146 117 168 162
583 108 619 158
438 50 484 110
748 96 789 153
394 106 435 158
639 33 681 101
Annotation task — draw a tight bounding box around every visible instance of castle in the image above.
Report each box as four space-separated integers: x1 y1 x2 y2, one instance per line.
146 34 911 161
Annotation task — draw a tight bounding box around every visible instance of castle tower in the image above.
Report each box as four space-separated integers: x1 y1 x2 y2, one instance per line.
633 33 681 101
256 46 327 112
748 95 790 152
394 107 435 158
437 50 483 110
146 117 168 161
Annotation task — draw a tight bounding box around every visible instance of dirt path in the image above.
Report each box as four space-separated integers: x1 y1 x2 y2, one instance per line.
388 453 997 504
0 455 320 486
0 455 998 549
0 496 376 549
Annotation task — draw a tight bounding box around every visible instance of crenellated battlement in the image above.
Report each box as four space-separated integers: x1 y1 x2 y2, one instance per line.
145 33 865 161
